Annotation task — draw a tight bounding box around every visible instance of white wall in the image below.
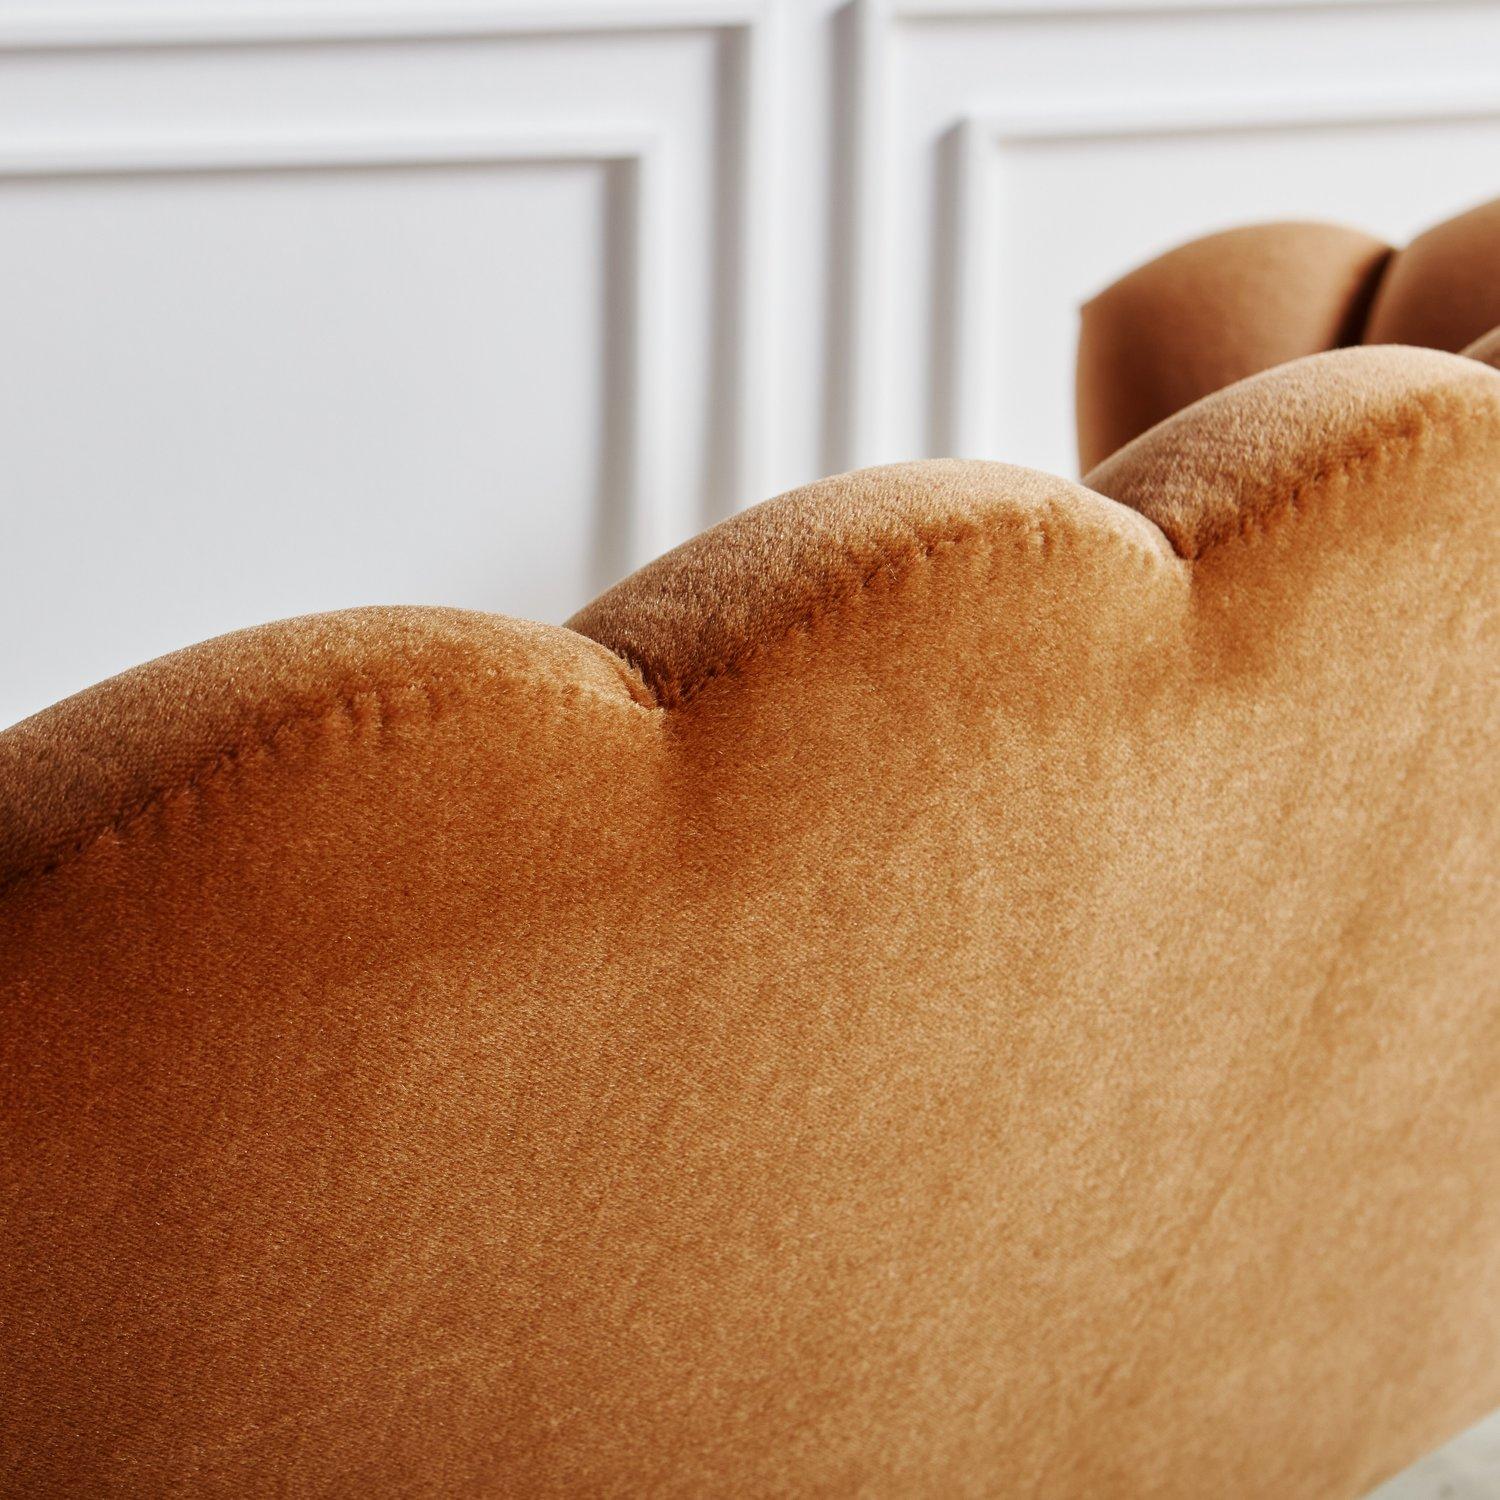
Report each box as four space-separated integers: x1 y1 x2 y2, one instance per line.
2 0 1498 727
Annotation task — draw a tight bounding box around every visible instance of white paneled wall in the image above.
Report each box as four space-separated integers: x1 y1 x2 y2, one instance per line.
2 0 1498 726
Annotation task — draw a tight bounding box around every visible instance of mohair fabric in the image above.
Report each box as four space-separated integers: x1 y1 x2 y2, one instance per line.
1465 324 1500 371
1364 198 1500 353
1077 195 1500 469
2 265 1499 1496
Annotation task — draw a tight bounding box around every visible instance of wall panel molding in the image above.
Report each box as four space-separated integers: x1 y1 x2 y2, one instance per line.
894 0 1488 14
0 0 777 527
1 0 1498 726
0 1 766 49
845 0 1500 471
945 84 1500 459
0 128 677 577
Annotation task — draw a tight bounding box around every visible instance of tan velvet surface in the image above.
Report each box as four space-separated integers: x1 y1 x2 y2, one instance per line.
1076 222 1391 472
1365 199 1500 353
3 343 1498 1497
1464 325 1500 372
1077 195 1500 470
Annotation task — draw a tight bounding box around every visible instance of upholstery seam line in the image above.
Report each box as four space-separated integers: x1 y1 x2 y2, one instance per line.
6 390 1493 899
642 390 1496 707
1176 392 1497 561
0 675 640 900
645 508 1160 710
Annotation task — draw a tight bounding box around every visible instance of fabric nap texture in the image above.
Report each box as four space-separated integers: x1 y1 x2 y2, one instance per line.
1077 196 1500 469
2 202 1498 1499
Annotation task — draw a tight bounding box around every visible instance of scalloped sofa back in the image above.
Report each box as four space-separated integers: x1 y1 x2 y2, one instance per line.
1078 195 1500 469
2 198 1498 1498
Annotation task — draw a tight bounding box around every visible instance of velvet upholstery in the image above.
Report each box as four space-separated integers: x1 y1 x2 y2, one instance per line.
2 203 1498 1499
1464 324 1500 372
1077 196 1500 469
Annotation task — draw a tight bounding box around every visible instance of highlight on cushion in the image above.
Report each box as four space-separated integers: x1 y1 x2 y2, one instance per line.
1364 198 1500 352
3 330 1498 1496
1077 194 1500 469
1464 324 1500 371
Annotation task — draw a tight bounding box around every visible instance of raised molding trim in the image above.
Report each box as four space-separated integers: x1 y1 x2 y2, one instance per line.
0 0 779 529
846 0 895 474
894 0 1488 13
0 128 654 178
0 129 672 580
0 2 766 48
945 85 1500 460
846 0 1500 473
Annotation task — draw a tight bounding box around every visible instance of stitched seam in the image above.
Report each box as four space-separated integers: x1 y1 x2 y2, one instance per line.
651 524 984 709
1180 392 1497 561
648 510 1169 710
0 684 433 899
0 676 638 900
640 393 1497 707
7 393 1492 900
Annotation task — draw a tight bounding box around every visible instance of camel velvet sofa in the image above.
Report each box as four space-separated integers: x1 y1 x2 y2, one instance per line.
2 197 1498 1498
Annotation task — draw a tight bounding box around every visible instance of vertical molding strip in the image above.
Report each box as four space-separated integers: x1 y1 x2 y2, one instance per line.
0 0 780 559
846 0 895 472
730 0 777 511
946 89 1500 461
0 130 669 581
857 0 1500 476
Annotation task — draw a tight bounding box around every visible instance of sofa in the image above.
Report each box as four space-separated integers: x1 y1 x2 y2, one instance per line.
2 197 1497 1497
